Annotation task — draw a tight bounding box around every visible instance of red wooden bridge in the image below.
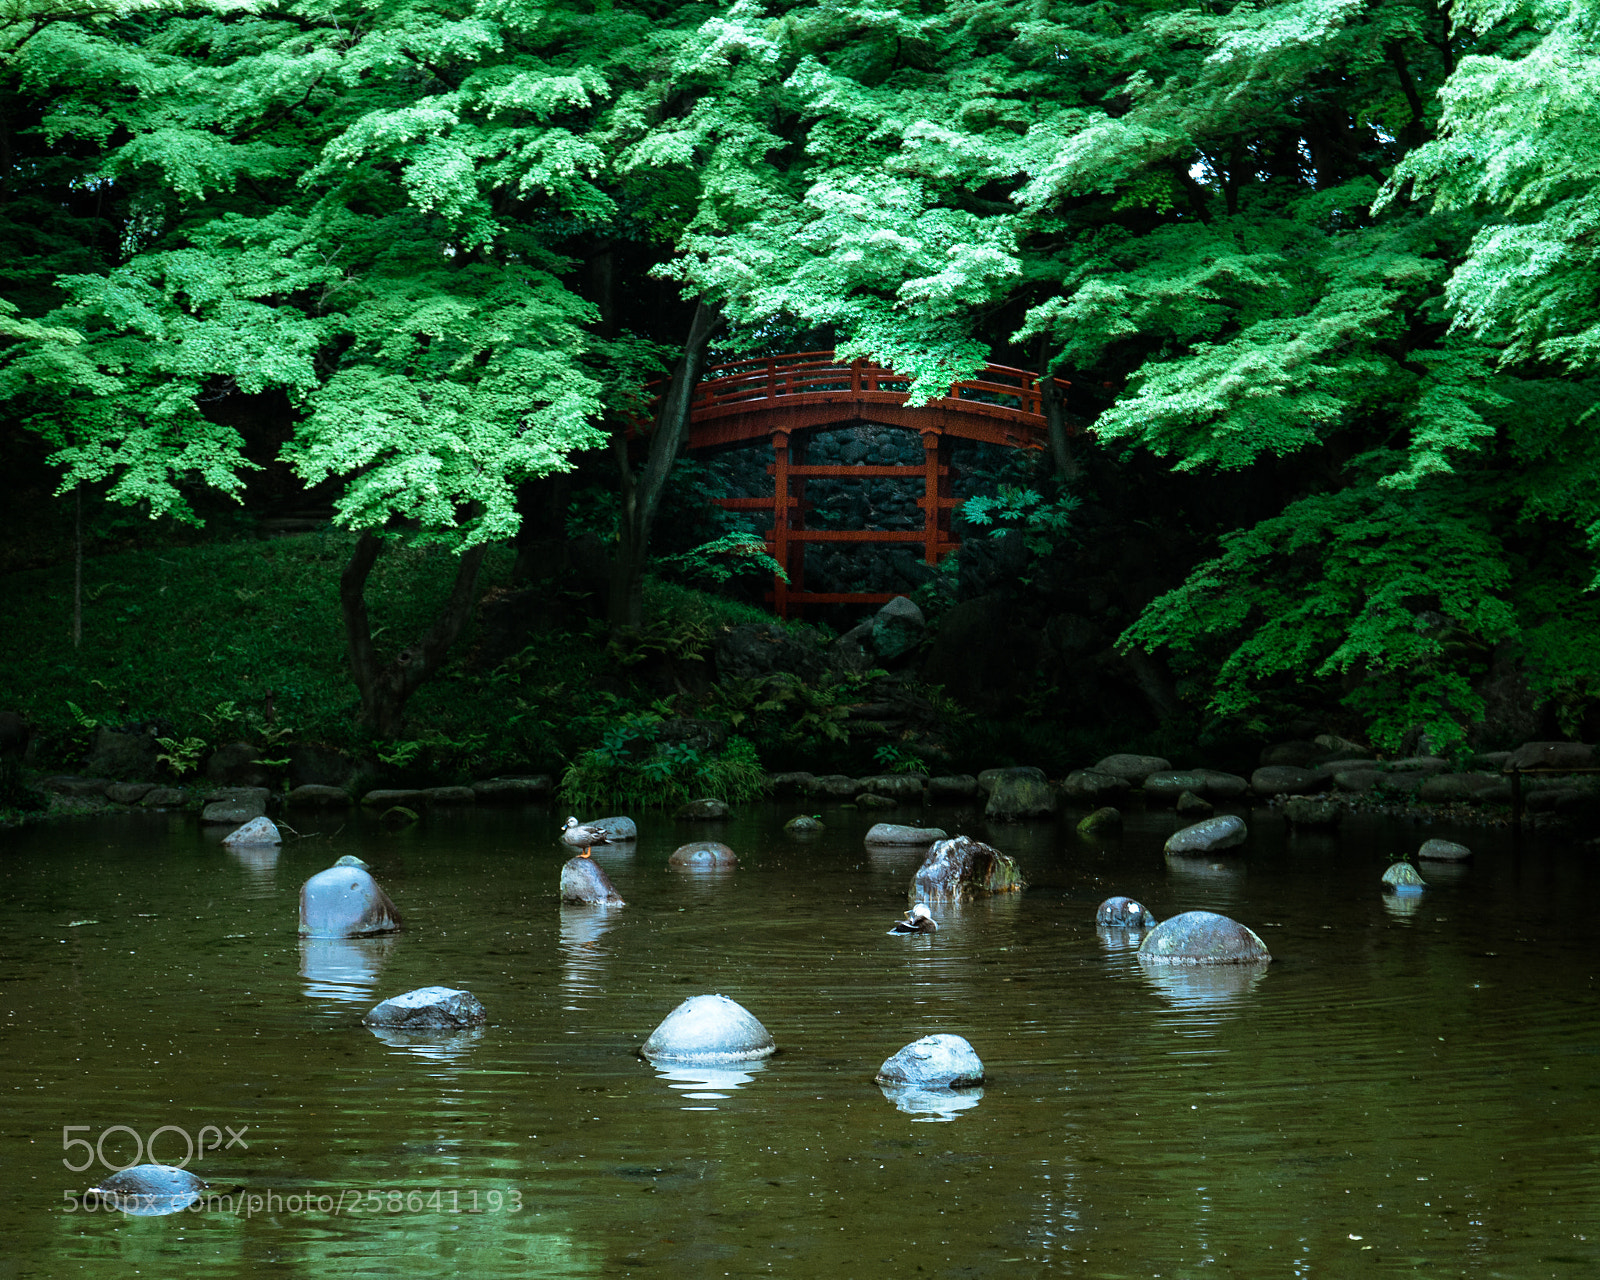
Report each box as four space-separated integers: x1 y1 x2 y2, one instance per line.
662 351 1068 617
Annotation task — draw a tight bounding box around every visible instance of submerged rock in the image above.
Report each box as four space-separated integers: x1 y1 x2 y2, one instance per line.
1382 862 1427 892
1096 896 1157 927
1174 790 1213 817
875 1034 984 1088
1418 838 1472 862
299 865 402 938
560 856 626 904
784 815 825 834
1164 815 1247 855
640 993 776 1064
1138 910 1271 965
864 823 947 847
911 835 1025 901
86 1164 209 1216
222 816 280 847
1282 796 1343 827
668 841 738 868
363 986 487 1030
1076 806 1122 835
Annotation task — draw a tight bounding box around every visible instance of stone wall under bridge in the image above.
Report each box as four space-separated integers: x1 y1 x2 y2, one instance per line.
698 421 1023 606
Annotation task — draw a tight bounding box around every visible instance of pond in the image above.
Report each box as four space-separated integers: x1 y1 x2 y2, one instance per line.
2 799 1597 1278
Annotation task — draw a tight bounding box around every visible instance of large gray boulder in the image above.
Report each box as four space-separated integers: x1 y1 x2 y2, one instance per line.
640 994 776 1064
201 787 269 825
912 835 1025 901
1192 768 1250 799
1250 765 1327 796
560 856 626 903
875 1034 984 1088
363 986 487 1030
1164 815 1247 855
1138 911 1272 964
470 775 552 801
205 741 272 787
859 774 928 802
1505 741 1595 771
808 774 861 799
984 766 1058 820
1143 771 1210 804
1094 754 1171 785
1061 769 1131 802
668 840 738 868
872 595 926 660
1418 838 1472 862
84 727 161 780
285 784 352 807
299 865 402 937
927 774 980 799
864 823 947 847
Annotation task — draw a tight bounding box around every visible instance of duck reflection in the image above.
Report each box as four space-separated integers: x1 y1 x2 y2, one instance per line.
878 1082 984 1122
651 1059 767 1110
560 904 622 1010
299 934 398 1002
366 1024 486 1062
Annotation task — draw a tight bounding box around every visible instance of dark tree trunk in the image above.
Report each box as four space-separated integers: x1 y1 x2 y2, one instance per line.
340 532 491 738
1037 363 1081 482
606 296 724 632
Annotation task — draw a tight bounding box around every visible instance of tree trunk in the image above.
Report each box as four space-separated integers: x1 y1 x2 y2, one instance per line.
607 296 724 632
1037 363 1082 482
340 532 492 738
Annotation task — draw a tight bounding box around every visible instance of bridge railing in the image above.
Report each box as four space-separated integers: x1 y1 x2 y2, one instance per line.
642 350 1059 423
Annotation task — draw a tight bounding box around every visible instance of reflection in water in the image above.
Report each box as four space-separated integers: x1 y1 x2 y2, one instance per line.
1096 925 1150 953
299 934 398 1002
652 1059 767 1111
1164 853 1246 908
560 905 622 1013
366 1024 486 1062
1383 890 1426 921
226 843 280 895
1140 960 1267 1012
878 1082 984 1122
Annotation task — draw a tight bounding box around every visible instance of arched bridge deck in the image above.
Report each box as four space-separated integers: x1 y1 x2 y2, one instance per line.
660 351 1069 617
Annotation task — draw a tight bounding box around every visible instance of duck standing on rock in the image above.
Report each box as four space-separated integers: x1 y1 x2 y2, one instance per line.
561 816 613 858
888 903 938 935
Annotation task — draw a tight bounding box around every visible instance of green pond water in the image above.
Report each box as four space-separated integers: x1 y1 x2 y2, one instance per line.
1 800 1597 1278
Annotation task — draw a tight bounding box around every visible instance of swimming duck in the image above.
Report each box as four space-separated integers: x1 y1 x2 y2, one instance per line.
888 902 938 935
561 816 614 858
